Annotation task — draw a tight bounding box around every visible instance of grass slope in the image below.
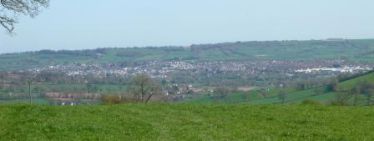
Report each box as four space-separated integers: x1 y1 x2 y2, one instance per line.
1 104 374 140
187 72 374 104
275 72 374 104
338 72 374 90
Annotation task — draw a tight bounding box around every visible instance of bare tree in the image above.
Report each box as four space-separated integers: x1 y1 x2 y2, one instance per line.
213 87 230 101
0 0 49 32
277 91 287 104
27 79 32 104
129 74 162 103
351 87 360 106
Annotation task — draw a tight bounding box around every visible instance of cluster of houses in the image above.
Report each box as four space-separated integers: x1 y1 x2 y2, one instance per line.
295 66 372 73
27 60 373 81
1 59 372 105
44 92 101 105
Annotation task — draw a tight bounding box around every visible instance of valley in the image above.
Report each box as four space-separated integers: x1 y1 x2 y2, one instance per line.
1 39 374 105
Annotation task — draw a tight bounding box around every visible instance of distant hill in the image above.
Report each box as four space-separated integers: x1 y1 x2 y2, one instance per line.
1 39 374 71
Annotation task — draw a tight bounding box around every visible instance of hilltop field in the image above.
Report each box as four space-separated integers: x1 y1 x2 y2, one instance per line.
0 104 374 141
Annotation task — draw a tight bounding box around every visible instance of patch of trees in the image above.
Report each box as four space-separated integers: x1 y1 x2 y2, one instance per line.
325 79 339 92
332 81 374 106
336 70 374 82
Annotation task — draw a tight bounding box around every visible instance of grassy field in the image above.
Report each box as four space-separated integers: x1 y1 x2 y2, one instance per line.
0 104 374 140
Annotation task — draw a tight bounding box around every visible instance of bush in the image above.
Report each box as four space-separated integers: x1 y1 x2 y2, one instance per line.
101 95 140 104
329 100 350 106
101 95 122 105
301 99 323 106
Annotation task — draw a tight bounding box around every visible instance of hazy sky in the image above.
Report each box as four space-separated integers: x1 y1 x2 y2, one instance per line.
0 0 373 53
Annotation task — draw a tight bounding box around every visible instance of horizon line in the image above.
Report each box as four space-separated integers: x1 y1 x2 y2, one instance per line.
1 38 373 55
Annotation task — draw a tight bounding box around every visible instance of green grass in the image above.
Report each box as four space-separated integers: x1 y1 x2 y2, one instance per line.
0 104 374 140
338 72 374 90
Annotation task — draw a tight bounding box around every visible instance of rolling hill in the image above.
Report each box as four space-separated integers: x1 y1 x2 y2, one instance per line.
186 71 374 105
1 39 374 71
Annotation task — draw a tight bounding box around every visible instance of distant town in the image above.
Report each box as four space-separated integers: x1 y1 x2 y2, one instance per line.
26 60 373 83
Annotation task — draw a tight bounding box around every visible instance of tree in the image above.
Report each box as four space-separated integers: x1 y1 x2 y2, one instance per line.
357 82 374 106
351 87 360 106
333 90 352 106
27 80 32 104
326 79 339 92
213 87 230 101
277 91 287 104
128 74 162 103
0 0 49 32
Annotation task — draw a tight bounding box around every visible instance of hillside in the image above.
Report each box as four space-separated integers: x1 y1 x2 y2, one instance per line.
1 39 374 71
186 72 374 104
338 71 374 90
1 104 374 140
290 71 374 104
279 72 374 104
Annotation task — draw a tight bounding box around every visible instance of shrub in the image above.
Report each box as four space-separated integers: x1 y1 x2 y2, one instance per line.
101 95 141 104
101 95 122 105
301 99 323 106
329 100 350 106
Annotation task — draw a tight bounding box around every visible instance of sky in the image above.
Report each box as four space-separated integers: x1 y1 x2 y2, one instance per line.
0 0 373 53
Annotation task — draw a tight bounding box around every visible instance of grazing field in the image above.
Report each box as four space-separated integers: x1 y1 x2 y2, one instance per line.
0 104 374 140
